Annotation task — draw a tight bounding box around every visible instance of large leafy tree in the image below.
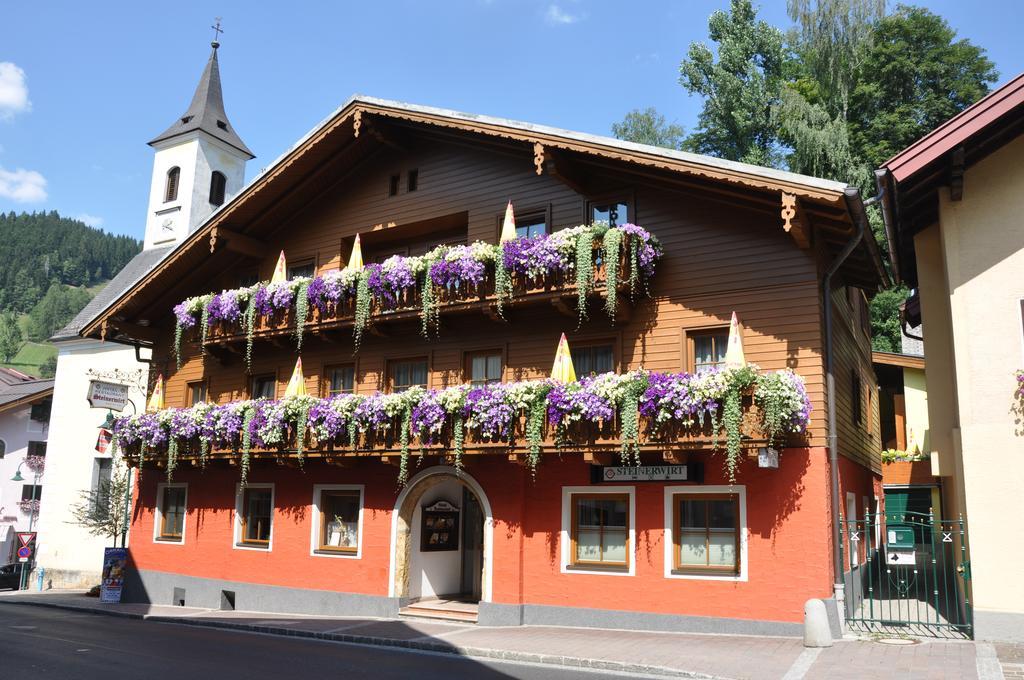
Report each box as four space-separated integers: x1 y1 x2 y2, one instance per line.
612 108 685 150
848 5 998 168
775 0 885 184
678 0 786 167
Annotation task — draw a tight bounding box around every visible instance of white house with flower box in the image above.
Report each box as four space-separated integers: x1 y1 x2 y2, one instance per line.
0 368 53 569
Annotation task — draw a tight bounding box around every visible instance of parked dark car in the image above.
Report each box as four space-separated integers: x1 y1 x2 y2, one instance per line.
0 563 22 590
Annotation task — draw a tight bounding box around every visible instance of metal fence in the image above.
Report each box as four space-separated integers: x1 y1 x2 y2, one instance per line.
840 510 972 638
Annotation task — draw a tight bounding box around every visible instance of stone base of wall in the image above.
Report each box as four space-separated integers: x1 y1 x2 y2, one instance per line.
476 602 803 637
35 567 101 591
974 609 1024 643
125 569 401 619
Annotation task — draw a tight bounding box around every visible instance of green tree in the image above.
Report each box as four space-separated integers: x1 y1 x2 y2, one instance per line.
774 0 885 183
869 285 909 351
39 354 57 379
679 0 785 166
612 108 686 150
848 5 998 169
68 461 132 547
26 283 92 342
0 311 22 362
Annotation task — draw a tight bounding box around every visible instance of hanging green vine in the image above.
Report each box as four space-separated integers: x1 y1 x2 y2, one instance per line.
347 419 358 450
603 227 623 319
295 280 311 351
174 321 184 370
167 437 178 482
199 438 209 469
494 254 512 318
295 401 310 465
629 237 641 296
398 404 412 485
240 408 254 487
525 386 551 475
452 412 465 469
353 269 372 352
420 271 438 338
199 299 212 352
618 372 649 466
574 230 594 328
721 366 757 484
244 292 258 372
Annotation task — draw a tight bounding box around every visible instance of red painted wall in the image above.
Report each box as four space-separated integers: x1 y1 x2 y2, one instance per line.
128 446 856 624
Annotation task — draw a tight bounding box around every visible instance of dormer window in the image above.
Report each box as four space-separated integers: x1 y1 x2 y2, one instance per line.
209 171 227 206
165 167 180 202
216 120 228 130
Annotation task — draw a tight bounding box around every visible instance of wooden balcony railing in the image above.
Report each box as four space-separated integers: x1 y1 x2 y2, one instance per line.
196 238 639 351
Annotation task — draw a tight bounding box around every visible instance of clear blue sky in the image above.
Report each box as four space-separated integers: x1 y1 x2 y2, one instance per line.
1 1 1022 239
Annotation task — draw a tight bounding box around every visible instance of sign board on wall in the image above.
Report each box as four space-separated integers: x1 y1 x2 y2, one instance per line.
87 381 129 411
591 463 703 484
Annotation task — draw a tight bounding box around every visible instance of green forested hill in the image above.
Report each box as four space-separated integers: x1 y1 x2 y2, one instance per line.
0 211 140 313
0 211 141 376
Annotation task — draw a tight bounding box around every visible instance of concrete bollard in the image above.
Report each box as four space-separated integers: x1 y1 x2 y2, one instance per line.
804 598 834 647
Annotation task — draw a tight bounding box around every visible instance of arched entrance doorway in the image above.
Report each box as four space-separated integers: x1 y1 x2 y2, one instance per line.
388 466 493 606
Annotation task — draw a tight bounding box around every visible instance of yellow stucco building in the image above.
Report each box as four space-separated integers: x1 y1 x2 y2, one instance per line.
878 72 1024 642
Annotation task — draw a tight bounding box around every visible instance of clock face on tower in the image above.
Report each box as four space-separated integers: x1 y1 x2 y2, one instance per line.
161 217 175 233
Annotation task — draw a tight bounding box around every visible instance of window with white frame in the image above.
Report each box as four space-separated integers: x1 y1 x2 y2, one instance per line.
311 485 363 557
664 485 747 581
155 483 187 543
235 484 274 549
561 486 635 575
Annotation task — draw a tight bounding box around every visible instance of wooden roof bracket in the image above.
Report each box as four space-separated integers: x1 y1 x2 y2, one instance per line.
209 225 269 258
533 142 546 175
781 192 811 249
949 146 965 201
352 109 363 138
541 146 591 196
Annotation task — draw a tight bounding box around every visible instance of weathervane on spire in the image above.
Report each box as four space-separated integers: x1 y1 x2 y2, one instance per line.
211 17 224 48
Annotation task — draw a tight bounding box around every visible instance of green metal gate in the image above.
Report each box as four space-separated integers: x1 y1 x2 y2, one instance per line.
840 510 972 638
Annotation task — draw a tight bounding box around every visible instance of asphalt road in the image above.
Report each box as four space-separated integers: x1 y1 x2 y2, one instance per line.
0 605 646 680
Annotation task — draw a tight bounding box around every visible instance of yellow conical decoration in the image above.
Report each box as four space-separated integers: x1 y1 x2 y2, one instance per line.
270 250 288 284
146 374 165 412
723 311 746 369
499 201 517 243
284 357 307 398
550 333 577 384
347 234 364 271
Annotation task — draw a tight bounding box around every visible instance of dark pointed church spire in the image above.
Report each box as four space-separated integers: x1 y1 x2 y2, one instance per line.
148 40 254 158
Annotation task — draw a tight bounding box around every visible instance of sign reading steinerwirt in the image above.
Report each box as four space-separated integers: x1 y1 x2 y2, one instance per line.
593 463 702 483
87 381 129 411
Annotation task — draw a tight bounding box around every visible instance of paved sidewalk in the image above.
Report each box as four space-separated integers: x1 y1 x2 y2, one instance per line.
0 590 984 679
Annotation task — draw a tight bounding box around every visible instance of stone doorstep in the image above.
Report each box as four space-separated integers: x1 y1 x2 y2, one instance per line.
0 598 722 680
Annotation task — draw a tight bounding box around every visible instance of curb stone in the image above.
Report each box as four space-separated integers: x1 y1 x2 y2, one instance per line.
0 599 724 679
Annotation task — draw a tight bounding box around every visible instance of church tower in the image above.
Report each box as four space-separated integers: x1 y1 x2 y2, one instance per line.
142 38 253 250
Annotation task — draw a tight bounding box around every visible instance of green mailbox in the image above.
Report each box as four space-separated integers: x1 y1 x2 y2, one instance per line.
886 525 916 549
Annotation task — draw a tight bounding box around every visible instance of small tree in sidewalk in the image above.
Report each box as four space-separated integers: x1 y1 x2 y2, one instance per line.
68 458 132 548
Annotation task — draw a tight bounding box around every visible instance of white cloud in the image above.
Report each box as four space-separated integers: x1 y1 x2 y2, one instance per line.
544 4 583 25
0 62 31 120
0 166 47 202
76 213 104 228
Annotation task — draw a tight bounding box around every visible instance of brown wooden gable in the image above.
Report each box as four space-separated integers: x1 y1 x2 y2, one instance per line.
85 98 886 344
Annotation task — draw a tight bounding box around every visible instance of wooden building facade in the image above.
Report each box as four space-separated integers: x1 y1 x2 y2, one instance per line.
88 98 886 634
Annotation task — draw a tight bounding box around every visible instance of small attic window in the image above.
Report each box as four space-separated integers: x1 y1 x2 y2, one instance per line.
407 169 419 192
217 120 228 130
388 174 400 197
